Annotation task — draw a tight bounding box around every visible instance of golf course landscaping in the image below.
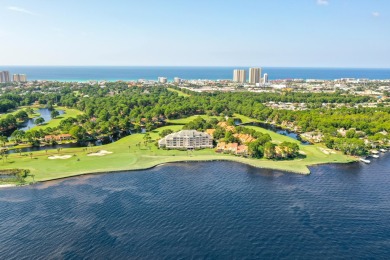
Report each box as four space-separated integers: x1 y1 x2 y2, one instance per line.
0 115 356 186
30 106 84 130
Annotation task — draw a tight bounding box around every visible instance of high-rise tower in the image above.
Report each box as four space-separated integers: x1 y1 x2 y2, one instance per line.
233 69 246 83
249 68 262 84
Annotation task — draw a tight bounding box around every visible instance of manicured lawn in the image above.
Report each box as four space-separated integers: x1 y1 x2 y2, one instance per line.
0 107 39 120
167 88 190 97
166 114 259 125
244 125 355 166
0 116 356 184
233 114 261 124
166 115 223 124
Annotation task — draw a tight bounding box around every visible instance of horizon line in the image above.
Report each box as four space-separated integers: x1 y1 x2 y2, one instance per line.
1 65 390 70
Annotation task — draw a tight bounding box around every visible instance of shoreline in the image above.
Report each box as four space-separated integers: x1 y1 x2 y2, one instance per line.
6 156 360 187
0 120 358 186
2 66 390 82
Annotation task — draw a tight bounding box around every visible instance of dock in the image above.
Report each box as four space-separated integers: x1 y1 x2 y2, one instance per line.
359 158 371 164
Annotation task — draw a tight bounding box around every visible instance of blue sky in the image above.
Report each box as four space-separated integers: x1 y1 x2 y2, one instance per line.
0 0 389 67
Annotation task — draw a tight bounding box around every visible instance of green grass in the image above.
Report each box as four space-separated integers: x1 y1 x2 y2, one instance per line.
31 107 83 130
166 114 259 125
0 107 39 120
233 114 261 124
0 116 357 184
0 105 83 128
166 115 222 124
167 88 190 97
244 125 355 167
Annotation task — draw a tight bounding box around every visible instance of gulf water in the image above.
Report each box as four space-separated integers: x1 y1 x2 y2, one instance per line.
1 66 390 81
1 153 390 259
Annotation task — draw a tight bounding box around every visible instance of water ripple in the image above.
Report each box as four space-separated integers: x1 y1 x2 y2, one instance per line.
0 155 390 259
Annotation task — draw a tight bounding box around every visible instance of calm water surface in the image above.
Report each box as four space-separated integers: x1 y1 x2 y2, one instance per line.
1 154 390 259
1 66 390 81
18 108 64 131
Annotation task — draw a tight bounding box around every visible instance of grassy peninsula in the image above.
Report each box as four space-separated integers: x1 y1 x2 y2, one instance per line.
1 82 384 185
30 106 84 130
0 119 354 184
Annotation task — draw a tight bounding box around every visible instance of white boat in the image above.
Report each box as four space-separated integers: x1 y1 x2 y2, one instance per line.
372 155 379 158
380 149 387 153
359 158 371 164
371 150 379 154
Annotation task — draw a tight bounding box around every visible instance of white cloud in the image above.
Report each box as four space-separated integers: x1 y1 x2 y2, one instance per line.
372 12 380 17
317 0 329 5
7 6 36 15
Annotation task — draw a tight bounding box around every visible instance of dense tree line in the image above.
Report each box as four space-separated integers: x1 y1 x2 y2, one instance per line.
0 83 387 157
181 117 299 160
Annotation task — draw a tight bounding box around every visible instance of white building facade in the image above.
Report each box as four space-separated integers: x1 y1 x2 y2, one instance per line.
233 69 246 83
158 130 213 149
249 68 262 84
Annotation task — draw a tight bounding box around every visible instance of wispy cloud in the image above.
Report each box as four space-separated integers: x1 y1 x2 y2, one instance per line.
372 12 380 17
317 0 329 6
7 6 37 15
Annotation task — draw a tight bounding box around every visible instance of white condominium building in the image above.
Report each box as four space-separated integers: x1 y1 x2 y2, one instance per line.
263 73 269 84
158 77 168 84
0 71 10 83
249 67 262 84
13 74 27 82
158 130 213 149
233 69 246 83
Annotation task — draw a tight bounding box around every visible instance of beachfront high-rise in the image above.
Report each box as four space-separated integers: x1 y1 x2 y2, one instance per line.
263 73 269 84
233 69 246 83
0 71 10 83
249 68 262 84
158 77 167 84
13 74 27 82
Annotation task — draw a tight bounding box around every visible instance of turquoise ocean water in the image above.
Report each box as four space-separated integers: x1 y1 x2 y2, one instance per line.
0 66 389 81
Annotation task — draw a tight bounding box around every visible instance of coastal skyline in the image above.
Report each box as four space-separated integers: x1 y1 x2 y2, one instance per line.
1 0 389 68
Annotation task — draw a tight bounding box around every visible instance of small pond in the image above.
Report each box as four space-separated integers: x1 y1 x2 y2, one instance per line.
236 120 311 145
18 108 64 131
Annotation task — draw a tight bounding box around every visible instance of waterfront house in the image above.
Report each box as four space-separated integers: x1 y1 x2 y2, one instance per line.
216 142 227 152
233 133 256 144
217 122 236 132
216 142 248 156
226 143 238 153
205 129 216 137
236 145 249 156
44 134 73 142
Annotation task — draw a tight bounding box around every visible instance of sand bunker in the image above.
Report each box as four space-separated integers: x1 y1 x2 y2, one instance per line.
319 148 336 155
48 155 72 160
87 150 113 157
